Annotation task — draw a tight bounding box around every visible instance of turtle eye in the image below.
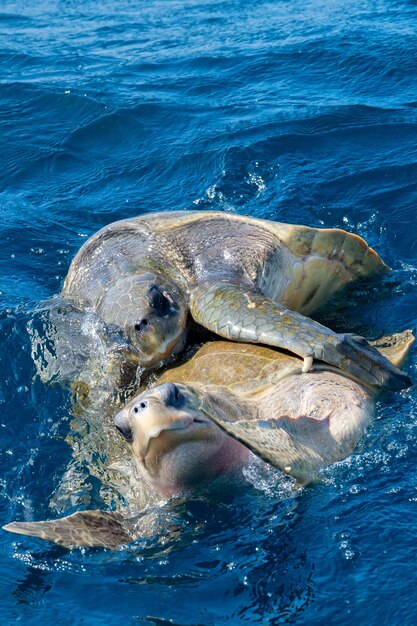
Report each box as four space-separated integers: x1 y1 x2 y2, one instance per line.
160 383 184 408
134 319 149 333
149 286 172 317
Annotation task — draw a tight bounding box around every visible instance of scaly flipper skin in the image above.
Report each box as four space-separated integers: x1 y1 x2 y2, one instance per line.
196 411 329 484
3 510 133 550
190 282 411 391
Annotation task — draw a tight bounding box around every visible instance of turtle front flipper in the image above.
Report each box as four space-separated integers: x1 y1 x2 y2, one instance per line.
3 510 134 549
201 414 330 484
190 282 411 391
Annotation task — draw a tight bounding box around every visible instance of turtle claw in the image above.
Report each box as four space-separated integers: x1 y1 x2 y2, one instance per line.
302 356 314 373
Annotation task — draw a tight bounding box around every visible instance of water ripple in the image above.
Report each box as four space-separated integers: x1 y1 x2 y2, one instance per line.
1 0 417 624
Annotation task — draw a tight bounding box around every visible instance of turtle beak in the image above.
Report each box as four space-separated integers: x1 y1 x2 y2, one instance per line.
106 324 134 352
114 410 134 443
117 384 213 462
107 326 144 364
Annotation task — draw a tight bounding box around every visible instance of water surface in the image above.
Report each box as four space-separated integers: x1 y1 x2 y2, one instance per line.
1 0 417 623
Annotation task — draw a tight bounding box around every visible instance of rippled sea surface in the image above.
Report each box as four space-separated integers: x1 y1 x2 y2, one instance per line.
1 0 417 623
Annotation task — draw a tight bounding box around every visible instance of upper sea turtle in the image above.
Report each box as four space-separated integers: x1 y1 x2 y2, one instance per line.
58 211 410 390
4 329 413 549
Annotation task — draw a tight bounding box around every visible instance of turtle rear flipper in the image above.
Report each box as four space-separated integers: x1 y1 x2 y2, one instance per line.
190 283 411 391
265 221 388 314
3 510 133 550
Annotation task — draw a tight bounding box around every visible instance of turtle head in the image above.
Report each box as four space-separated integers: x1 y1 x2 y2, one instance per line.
98 273 188 368
114 383 248 495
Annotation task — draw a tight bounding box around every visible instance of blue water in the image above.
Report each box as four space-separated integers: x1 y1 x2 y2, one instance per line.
1 0 417 623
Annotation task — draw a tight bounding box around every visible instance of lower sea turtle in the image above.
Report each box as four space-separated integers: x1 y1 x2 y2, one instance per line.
57 210 411 390
4 330 413 549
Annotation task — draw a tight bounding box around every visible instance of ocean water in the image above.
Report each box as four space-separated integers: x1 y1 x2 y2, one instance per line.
1 0 417 623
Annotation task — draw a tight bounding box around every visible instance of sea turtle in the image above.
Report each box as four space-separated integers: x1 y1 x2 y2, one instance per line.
57 210 410 390
4 330 413 549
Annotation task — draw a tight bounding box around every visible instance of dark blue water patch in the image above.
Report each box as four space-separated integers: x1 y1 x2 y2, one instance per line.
1 0 417 623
